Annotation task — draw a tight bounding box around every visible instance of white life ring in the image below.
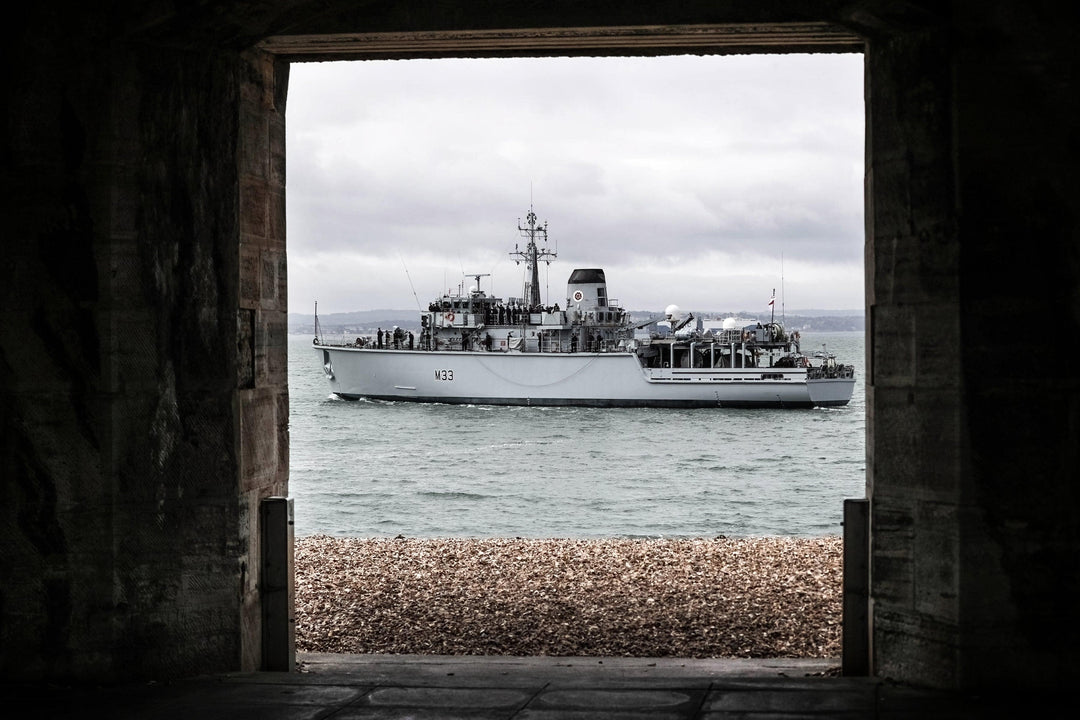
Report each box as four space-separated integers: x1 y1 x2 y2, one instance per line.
445 312 455 322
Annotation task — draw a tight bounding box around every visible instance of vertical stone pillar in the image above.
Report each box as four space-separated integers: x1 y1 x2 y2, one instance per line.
843 498 870 676
261 497 295 671
1 32 285 680
236 49 291 671
865 2 1080 689
865 22 965 688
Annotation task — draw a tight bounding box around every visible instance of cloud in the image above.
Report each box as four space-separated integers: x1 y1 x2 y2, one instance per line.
286 53 865 314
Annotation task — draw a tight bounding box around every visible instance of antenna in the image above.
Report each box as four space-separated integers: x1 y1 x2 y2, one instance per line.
399 254 422 311
544 260 550 306
463 272 490 314
464 272 491 293
510 205 556 310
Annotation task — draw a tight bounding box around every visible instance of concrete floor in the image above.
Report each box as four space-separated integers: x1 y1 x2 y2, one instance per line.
5 653 1058 719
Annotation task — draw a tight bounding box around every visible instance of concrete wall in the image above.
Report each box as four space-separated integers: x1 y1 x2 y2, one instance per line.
865 3 1080 688
2 12 288 680
2 0 1077 690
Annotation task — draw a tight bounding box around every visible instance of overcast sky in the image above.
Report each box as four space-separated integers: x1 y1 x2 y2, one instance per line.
285 53 864 317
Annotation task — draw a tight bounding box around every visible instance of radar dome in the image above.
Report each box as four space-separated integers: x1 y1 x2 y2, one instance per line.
722 317 738 330
664 304 680 319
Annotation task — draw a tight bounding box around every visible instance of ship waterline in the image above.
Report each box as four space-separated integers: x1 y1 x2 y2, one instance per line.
318 343 853 409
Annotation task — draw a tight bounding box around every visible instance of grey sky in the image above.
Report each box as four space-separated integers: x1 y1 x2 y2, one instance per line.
286 53 864 316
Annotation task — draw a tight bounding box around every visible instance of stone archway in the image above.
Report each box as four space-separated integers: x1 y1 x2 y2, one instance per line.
7 2 1077 692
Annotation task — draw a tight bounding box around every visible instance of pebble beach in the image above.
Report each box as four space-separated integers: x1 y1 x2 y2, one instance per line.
295 535 842 658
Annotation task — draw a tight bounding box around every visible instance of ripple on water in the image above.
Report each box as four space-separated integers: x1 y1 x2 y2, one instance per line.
288 332 866 538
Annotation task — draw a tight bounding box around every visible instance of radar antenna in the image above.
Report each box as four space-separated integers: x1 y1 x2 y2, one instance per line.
463 272 491 313
465 272 491 293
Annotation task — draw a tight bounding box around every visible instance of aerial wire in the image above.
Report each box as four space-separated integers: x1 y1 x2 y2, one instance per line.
399 253 422 311
781 252 786 325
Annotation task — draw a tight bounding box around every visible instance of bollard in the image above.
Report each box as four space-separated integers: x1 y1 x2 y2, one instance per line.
261 497 295 671
842 498 870 676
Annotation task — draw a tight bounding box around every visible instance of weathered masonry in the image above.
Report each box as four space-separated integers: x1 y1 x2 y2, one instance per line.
3 1 1077 692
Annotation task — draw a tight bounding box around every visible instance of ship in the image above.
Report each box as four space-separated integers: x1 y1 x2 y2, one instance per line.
313 208 855 408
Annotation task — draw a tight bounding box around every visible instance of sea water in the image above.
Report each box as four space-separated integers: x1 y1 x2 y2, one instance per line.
288 331 866 539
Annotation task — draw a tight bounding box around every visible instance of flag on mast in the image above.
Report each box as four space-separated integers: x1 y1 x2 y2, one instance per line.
768 290 775 307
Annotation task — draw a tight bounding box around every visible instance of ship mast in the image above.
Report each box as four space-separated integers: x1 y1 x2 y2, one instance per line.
510 207 555 310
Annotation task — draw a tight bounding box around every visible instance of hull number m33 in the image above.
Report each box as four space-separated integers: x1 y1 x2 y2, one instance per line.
435 369 455 381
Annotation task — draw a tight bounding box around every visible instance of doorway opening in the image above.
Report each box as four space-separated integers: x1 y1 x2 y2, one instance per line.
282 51 864 661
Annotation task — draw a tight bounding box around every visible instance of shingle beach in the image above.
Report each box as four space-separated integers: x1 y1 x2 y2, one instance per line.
295 535 842 658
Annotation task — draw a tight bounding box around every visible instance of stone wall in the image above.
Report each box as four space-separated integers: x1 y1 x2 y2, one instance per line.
2 0 1077 690
863 2 1080 688
236 50 292 672
2 11 288 680
865 19 967 688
